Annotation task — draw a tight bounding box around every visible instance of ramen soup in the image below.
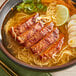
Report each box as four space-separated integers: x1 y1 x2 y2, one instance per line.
4 0 76 67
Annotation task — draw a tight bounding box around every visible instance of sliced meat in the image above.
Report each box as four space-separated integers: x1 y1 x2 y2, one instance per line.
10 13 39 38
25 22 54 48
17 22 44 44
40 34 64 59
31 28 59 54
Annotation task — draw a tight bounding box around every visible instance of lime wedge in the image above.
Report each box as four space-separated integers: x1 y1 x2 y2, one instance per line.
56 5 69 26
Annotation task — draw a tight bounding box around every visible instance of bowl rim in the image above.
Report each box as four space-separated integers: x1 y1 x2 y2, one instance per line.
0 0 76 72
0 0 8 9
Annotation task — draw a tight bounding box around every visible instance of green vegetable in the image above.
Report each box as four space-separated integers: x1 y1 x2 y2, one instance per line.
20 3 25 8
17 6 22 11
23 0 41 4
23 0 33 3
34 0 41 3
24 4 31 9
24 3 37 14
37 3 47 12
43 6 47 12
17 0 47 14
17 3 25 11
37 3 44 10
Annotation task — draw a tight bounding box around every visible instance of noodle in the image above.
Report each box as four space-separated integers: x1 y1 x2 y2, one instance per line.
42 0 76 15
46 2 57 23
4 0 76 67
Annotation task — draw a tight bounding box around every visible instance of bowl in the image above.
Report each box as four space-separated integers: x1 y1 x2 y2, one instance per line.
0 0 76 71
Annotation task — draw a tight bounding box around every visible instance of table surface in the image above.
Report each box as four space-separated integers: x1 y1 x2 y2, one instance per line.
52 66 76 76
0 0 76 76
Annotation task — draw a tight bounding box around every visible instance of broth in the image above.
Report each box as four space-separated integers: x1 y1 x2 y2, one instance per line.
4 0 76 67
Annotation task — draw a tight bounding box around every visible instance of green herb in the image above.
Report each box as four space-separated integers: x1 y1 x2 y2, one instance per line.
23 0 41 4
23 0 33 3
17 0 47 14
37 3 44 10
17 6 22 11
43 6 47 12
20 3 25 8
17 3 25 11
36 3 47 12
34 0 41 3
24 3 37 14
